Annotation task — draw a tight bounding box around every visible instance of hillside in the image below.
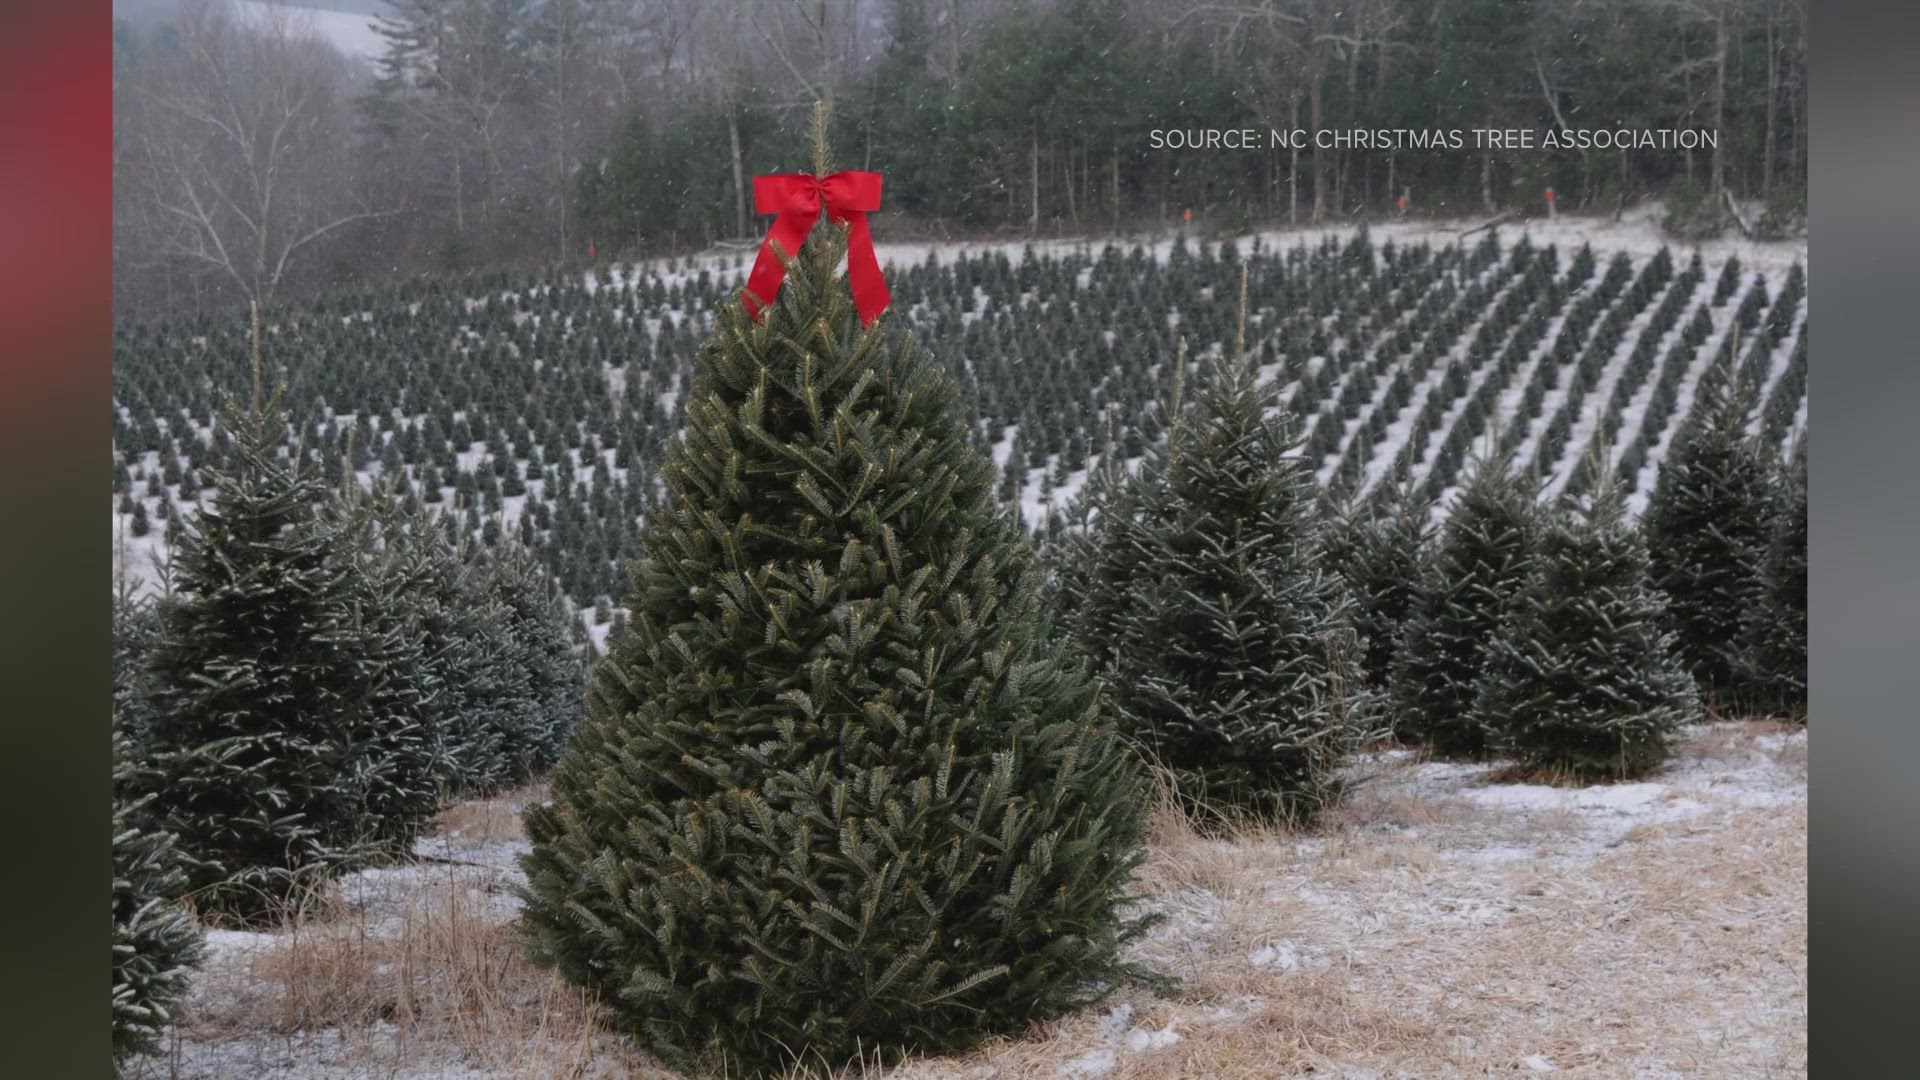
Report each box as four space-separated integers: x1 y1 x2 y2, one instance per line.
111 214 1808 652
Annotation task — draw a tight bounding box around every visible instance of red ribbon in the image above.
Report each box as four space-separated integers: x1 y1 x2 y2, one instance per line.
743 171 891 329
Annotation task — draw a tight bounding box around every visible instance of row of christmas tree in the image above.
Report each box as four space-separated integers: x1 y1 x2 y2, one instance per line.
1048 298 1805 831
113 229 1807 615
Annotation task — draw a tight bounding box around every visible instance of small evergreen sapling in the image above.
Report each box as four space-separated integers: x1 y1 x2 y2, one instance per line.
1644 367 1779 702
1473 470 1701 776
1391 452 1537 756
485 538 586 770
1326 480 1434 693
135 329 438 921
1057 300 1366 825
112 725 206 1062
1744 441 1807 717
519 119 1155 1077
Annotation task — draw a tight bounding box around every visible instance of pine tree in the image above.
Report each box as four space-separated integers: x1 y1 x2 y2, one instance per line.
112 724 205 1062
1392 452 1537 756
1327 483 1434 693
519 120 1154 1077
112 586 164 755
135 337 438 921
316 480 453 851
484 538 585 771
1057 324 1365 825
336 481 535 794
1644 369 1778 702
1473 471 1700 777
1744 441 1807 717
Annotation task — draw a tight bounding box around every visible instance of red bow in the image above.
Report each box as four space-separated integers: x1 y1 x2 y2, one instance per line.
743 171 891 329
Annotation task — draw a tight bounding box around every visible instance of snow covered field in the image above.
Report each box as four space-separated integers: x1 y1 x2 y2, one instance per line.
114 208 1807 611
131 721 1805 1079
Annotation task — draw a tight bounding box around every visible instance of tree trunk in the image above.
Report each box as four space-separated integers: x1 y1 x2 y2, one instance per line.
727 103 746 238
1029 125 1041 233
1309 57 1326 223
1710 8 1727 204
1064 143 1077 229
1762 2 1778 198
1288 93 1300 227
1341 27 1361 216
1618 149 1628 220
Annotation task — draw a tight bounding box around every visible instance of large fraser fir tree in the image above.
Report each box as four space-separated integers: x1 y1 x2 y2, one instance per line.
1391 452 1538 756
1644 368 1779 702
519 127 1154 1077
112 725 205 1062
1744 440 1807 717
1055 330 1365 826
137 355 439 920
1472 470 1701 776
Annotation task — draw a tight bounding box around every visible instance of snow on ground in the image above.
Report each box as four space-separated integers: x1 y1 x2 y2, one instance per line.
133 722 1805 1079
593 203 1806 303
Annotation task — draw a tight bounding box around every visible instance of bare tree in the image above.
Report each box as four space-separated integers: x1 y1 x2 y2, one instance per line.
747 0 869 111
371 0 536 245
119 1 384 308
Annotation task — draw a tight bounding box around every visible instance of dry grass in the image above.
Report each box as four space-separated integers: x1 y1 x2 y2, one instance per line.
134 785 669 1079
894 720 1807 1079
435 780 547 843
142 722 1807 1079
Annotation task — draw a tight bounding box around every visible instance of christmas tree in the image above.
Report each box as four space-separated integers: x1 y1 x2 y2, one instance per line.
1327 478 1434 694
1473 467 1701 776
135 321 439 920
112 724 205 1062
328 479 527 794
1644 365 1779 702
112 585 164 756
519 115 1154 1077
1392 451 1538 756
1744 439 1807 717
1056 273 1366 826
483 539 586 771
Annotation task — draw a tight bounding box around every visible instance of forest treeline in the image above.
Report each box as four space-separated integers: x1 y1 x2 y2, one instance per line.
112 0 1806 317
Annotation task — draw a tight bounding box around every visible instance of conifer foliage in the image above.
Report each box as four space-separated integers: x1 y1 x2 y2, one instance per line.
333 483 587 796
1391 453 1538 756
112 726 205 1062
487 541 588 770
112 589 164 755
1644 370 1779 702
134 368 440 921
1745 441 1807 716
1056 337 1364 825
1473 473 1701 776
1326 485 1434 694
519 135 1153 1077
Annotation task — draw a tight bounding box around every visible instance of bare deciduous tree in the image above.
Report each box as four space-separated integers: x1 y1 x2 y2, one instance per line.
118 0 384 308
